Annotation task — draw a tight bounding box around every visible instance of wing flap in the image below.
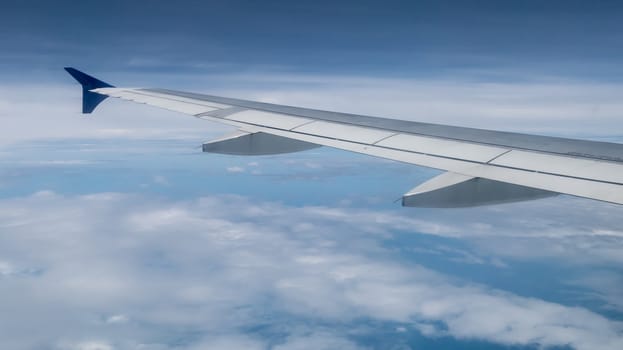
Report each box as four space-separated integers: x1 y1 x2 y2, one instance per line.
292 120 397 144
468 163 623 205
224 110 313 130
490 150 623 184
375 133 509 163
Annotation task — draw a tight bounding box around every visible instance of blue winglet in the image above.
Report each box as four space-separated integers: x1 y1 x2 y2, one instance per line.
64 67 115 114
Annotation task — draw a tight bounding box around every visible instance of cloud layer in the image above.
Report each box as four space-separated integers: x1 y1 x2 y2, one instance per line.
0 191 622 349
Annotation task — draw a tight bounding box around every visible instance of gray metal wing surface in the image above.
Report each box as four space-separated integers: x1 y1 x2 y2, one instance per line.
65 68 623 207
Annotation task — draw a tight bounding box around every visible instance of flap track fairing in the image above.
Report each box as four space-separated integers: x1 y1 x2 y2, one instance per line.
403 172 558 208
202 131 320 156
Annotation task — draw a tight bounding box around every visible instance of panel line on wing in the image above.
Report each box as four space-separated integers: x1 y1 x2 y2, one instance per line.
196 106 247 119
224 110 313 130
371 133 400 145
288 119 317 131
292 120 396 144
486 149 512 164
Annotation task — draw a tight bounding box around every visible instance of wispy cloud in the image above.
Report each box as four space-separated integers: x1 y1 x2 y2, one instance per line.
2 72 623 147
226 166 245 173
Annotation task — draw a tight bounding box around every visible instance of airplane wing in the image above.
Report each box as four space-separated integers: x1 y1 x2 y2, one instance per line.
65 67 623 208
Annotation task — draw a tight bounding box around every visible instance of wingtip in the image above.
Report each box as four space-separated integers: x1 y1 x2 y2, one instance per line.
64 67 114 89
64 67 114 114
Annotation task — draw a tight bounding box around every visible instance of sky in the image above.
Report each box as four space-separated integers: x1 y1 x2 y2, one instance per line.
1 1 623 350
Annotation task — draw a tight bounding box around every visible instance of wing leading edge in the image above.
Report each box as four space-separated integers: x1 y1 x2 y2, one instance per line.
65 68 623 207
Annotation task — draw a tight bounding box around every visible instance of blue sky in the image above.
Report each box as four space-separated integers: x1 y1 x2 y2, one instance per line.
2 0 623 79
1 1 623 350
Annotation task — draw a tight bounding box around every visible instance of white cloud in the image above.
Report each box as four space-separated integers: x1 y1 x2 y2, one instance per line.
0 192 621 349
63 341 113 350
186 335 264 350
2 73 623 146
105 314 128 324
226 166 245 173
152 175 168 186
17 160 94 166
273 333 364 350
0 261 15 276
566 272 623 313
212 73 623 137
0 84 227 145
